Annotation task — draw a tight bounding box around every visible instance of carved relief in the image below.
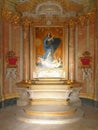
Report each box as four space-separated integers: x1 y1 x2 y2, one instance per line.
1 8 12 21
1 8 21 25
22 17 31 27
77 15 87 27
1 7 96 27
35 1 63 16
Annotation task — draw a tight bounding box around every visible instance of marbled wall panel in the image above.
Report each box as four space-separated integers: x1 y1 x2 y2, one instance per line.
78 23 96 100
11 24 21 83
2 22 10 96
89 23 96 99
1 23 20 100
0 2 2 99
69 28 75 81
78 25 87 89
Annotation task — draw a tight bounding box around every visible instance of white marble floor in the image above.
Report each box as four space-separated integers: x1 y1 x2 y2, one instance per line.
0 105 98 130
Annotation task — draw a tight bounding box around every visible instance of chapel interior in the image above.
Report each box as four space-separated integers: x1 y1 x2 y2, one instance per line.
0 0 98 130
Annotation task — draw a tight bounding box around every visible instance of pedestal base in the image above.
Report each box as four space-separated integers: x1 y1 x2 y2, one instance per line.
17 107 83 124
16 79 84 124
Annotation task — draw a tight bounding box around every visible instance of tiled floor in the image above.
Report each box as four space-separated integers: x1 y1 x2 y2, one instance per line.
0 105 98 130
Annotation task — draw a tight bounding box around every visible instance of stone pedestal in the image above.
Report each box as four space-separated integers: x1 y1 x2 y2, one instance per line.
16 78 84 124
16 88 29 106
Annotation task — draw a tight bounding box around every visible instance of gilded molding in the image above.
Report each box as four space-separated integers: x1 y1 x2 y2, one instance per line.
86 10 96 24
1 8 96 27
1 8 21 25
24 108 77 116
1 93 19 100
30 99 69 105
22 17 32 27
10 14 21 25
80 93 96 100
77 15 87 27
68 17 76 28
1 8 12 21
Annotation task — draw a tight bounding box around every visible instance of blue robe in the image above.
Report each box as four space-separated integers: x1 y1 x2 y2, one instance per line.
42 37 61 60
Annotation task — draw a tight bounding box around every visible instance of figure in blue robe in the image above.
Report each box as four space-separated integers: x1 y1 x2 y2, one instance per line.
42 33 61 61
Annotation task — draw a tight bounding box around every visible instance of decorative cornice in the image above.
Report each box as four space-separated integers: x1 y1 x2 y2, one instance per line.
85 9 96 24
1 8 21 25
22 17 32 27
1 8 96 27
1 93 19 100
77 15 87 27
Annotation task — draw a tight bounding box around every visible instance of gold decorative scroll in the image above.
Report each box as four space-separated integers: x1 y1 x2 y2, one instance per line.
1 8 96 27
77 15 87 27
1 8 21 25
22 17 32 27
86 9 96 24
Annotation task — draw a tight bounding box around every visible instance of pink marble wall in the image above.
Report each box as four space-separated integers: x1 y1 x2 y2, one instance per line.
0 20 97 100
0 22 21 99
78 23 96 99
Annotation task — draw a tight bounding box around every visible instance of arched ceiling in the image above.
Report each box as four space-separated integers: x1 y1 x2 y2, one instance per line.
2 0 96 17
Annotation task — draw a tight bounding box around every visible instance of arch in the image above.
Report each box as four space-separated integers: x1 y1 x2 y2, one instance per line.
35 1 63 16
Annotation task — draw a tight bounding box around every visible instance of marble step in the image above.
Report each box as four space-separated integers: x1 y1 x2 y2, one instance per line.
16 107 84 124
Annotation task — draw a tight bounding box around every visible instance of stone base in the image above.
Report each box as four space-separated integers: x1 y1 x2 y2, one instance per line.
16 105 84 124
16 79 84 124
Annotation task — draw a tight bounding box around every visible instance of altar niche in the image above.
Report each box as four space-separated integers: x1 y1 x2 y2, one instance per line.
16 26 83 124
32 27 68 79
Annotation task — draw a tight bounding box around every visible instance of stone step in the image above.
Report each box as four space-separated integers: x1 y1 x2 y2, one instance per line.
16 108 84 124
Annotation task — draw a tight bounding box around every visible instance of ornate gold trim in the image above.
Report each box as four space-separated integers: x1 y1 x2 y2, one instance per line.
79 93 96 100
1 8 21 25
24 108 77 116
16 80 81 90
30 99 69 105
1 8 96 27
1 93 19 100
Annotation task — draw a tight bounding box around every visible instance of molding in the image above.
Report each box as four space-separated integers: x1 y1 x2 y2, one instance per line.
0 97 98 109
1 8 96 26
1 93 19 101
79 93 96 100
30 99 69 105
24 108 77 116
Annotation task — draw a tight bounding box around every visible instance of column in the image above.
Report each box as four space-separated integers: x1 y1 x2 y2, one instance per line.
19 26 24 81
68 26 75 82
29 25 33 80
23 24 30 82
8 23 12 93
74 26 78 81
64 26 68 79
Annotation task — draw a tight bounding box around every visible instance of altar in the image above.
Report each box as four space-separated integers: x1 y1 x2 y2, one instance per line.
16 78 83 124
